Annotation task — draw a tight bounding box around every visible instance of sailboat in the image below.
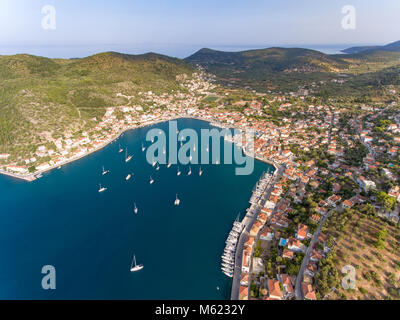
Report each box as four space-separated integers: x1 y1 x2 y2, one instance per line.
102 166 110 176
125 149 133 163
188 166 192 176
174 194 181 206
118 144 124 153
156 163 160 171
150 176 154 185
199 166 203 176
167 162 172 168
152 161 157 167
126 173 132 181
177 167 181 176
134 203 138 215
142 143 146 152
98 184 107 193
130 255 144 272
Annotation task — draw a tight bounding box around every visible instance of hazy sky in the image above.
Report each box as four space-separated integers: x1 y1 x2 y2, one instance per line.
0 0 399 58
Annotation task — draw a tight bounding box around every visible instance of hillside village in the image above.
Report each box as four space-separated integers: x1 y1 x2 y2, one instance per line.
0 66 399 300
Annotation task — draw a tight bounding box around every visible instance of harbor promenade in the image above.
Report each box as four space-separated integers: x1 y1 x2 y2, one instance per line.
231 164 285 300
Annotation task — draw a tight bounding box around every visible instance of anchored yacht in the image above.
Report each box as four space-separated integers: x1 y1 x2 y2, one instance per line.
102 166 110 176
130 255 144 272
98 184 107 193
174 194 181 206
125 149 133 163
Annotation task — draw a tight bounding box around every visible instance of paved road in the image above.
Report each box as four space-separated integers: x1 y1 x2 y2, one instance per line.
231 165 285 300
326 110 335 150
295 207 338 300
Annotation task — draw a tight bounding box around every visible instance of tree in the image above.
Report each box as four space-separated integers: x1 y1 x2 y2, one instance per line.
377 192 396 211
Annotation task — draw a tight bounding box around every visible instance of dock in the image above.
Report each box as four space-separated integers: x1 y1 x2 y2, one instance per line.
230 164 285 300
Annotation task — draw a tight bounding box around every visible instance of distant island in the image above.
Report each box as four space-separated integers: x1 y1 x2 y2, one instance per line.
341 40 400 54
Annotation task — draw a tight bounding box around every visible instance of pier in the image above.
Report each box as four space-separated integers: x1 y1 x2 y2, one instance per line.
230 164 285 300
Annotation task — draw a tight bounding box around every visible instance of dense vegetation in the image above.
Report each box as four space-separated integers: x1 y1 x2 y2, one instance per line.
185 47 400 100
0 52 194 158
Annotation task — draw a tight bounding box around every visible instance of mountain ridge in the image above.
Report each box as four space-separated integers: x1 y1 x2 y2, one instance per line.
342 40 400 54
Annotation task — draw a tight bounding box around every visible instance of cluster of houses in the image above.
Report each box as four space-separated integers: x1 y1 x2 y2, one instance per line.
235 101 399 300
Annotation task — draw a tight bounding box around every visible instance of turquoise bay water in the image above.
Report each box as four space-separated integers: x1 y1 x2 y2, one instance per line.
0 118 273 300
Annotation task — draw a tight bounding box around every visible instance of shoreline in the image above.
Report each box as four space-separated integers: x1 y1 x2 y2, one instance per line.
0 116 277 182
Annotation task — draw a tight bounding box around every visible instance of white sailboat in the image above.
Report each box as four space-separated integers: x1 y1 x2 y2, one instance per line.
188 166 192 176
174 194 181 206
118 144 124 153
177 167 181 176
167 162 172 168
150 176 154 185
142 143 146 152
156 163 160 171
125 149 133 163
134 203 138 215
98 184 107 193
152 161 157 167
102 166 110 176
130 255 144 272
199 166 203 176
126 173 132 181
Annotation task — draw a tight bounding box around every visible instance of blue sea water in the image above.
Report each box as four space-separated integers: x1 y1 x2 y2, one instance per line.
0 118 274 300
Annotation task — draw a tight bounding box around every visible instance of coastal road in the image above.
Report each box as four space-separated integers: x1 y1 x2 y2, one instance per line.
231 165 285 300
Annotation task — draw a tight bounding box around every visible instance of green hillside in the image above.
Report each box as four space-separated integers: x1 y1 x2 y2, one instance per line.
185 47 400 97
0 52 194 156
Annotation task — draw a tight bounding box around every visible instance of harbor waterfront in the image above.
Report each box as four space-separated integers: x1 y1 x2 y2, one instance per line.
0 118 275 300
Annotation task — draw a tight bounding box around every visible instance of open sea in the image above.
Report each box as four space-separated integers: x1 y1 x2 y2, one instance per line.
0 118 274 300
